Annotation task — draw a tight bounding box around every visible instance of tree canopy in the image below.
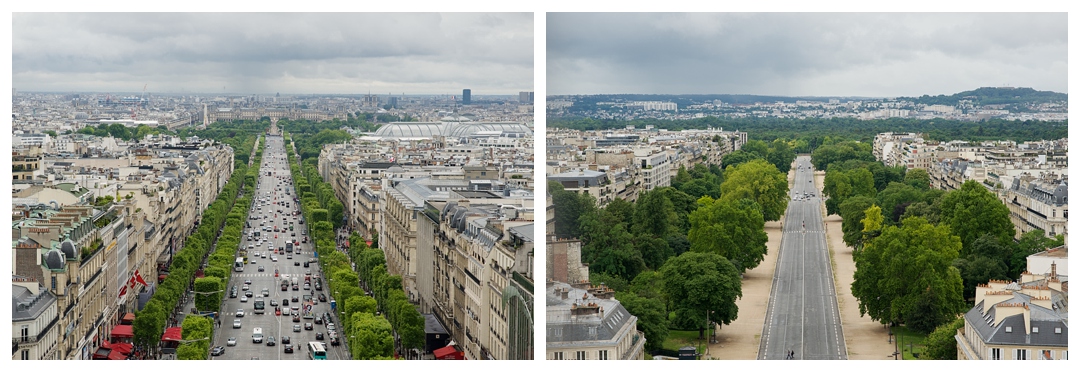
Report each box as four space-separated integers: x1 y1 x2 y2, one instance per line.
851 217 966 333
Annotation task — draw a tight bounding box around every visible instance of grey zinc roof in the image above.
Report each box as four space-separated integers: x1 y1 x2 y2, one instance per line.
12 283 57 322
965 293 1068 348
546 282 635 347
508 224 534 242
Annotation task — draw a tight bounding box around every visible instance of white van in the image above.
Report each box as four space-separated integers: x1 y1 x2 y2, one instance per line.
252 327 264 343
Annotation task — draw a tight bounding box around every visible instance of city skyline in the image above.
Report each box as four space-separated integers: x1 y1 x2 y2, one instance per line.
12 13 533 95
548 13 1067 97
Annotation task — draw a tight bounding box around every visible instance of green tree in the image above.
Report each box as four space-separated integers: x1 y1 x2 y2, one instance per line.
1009 230 1059 279
838 196 876 249
904 168 932 190
721 150 761 170
920 317 965 360
766 138 796 173
549 181 598 239
876 182 924 224
193 277 223 312
720 159 788 221
132 299 167 354
688 197 768 273
350 312 394 359
660 252 742 338
617 291 669 351
940 180 1015 253
633 189 677 238
954 233 1013 300
851 217 965 331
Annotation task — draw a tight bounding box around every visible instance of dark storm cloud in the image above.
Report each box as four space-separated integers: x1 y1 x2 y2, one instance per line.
548 13 1066 96
13 13 533 94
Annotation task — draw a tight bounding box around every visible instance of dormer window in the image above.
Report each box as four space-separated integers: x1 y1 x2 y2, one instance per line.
1032 327 1039 333
1005 326 1013 333
1055 328 1062 334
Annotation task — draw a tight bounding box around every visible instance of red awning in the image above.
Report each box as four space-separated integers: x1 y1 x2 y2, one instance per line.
433 345 462 359
107 350 126 360
92 347 111 360
110 324 134 338
112 342 134 355
161 327 183 342
121 313 136 323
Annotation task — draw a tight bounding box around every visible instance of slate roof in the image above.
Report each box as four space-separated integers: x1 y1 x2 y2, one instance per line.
965 291 1068 348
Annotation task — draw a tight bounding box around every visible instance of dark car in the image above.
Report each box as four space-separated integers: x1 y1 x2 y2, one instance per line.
294 261 300 267
210 346 225 356
292 295 299 303
303 261 309 268
293 315 301 323
266 336 276 346
282 299 289 306
292 284 299 290
315 332 324 340
281 283 288 291
314 316 323 325
281 336 290 344
304 322 313 330
318 293 327 302
258 266 265 272
283 344 293 353
245 291 253 298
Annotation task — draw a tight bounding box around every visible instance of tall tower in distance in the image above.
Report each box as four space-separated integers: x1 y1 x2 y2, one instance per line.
462 89 471 105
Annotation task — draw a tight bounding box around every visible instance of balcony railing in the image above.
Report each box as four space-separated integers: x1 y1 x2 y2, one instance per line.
11 316 59 344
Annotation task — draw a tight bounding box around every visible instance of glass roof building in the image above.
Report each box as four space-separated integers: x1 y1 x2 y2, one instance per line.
369 121 532 140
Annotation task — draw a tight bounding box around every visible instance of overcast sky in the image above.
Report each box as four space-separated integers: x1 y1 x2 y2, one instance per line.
548 13 1067 97
12 13 533 95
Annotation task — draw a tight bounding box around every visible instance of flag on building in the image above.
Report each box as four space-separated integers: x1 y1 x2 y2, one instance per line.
134 270 148 286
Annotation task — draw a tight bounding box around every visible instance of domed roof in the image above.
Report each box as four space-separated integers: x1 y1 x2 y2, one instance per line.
44 249 66 270
60 240 77 260
74 112 90 120
372 122 446 138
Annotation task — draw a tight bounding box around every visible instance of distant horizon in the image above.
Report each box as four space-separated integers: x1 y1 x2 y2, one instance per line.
546 86 1068 100
15 90 530 98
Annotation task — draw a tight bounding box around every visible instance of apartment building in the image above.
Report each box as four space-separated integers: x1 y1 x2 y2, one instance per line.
635 148 672 192
416 193 534 360
1003 174 1068 239
955 248 1068 360
12 276 61 360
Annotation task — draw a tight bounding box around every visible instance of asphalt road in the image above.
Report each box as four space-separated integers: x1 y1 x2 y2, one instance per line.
210 134 348 360
758 155 847 360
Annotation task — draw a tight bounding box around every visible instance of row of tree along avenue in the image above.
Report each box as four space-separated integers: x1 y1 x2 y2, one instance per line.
133 134 263 359
284 133 425 359
813 140 1063 359
550 143 791 355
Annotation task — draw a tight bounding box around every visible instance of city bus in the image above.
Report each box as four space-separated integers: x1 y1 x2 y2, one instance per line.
307 342 327 360
234 257 244 272
253 297 265 314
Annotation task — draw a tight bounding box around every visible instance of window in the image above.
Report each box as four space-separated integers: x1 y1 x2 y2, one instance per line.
1040 350 1053 360
1032 327 1039 333
21 349 29 360
21 326 29 342
1055 328 1062 334
1015 349 1028 360
1005 326 1012 333
599 350 609 360
575 351 587 360
553 352 564 360
991 348 1002 360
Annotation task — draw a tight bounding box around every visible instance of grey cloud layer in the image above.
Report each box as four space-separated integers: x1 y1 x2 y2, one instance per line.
14 13 533 94
548 13 1066 96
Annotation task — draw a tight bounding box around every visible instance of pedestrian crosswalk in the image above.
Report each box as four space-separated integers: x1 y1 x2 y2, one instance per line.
784 230 825 234
234 273 283 278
